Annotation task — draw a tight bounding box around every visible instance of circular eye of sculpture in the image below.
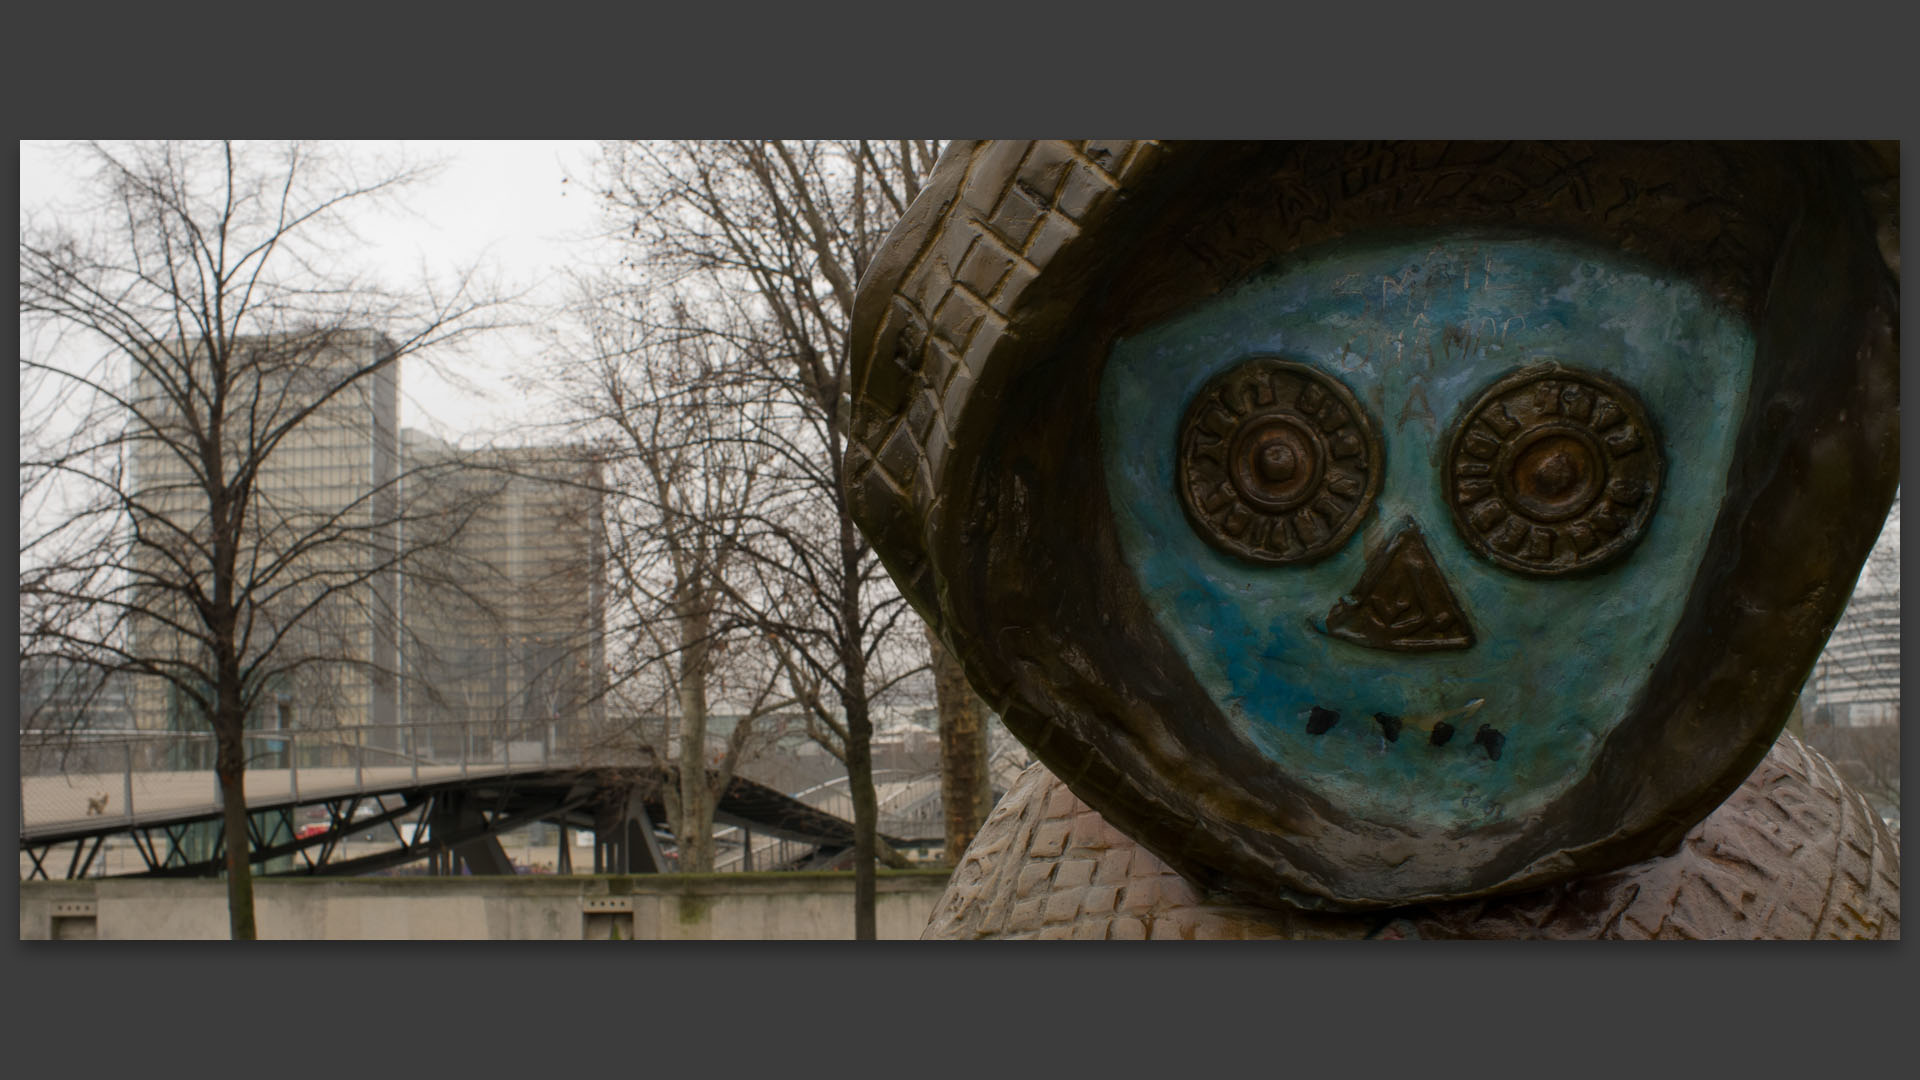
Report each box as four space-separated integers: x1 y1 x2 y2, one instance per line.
1176 358 1382 564
1445 364 1663 577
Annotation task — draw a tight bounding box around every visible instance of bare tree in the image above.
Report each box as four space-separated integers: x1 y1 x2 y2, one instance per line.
926 625 993 864
593 139 945 935
549 284 794 871
18 141 506 938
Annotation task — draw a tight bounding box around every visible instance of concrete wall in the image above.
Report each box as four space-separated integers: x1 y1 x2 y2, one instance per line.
19 871 952 940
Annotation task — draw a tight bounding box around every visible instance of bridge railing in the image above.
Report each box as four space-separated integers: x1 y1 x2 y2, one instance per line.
707 826 820 874
784 769 947 843
21 723 940 874
18 720 598 836
704 770 949 873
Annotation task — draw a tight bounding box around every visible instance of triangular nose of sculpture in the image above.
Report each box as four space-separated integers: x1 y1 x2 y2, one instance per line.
1321 523 1474 652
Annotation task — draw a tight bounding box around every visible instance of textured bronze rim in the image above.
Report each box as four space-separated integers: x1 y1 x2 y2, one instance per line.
1445 364 1664 577
1176 358 1382 565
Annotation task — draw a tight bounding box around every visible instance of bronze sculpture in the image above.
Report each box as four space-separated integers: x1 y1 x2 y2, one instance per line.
845 141 1898 937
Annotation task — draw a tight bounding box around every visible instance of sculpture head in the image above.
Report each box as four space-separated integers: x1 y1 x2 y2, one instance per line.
848 142 1898 909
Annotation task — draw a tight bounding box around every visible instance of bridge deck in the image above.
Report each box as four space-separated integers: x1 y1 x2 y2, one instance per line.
22 764 522 844
23 761 923 852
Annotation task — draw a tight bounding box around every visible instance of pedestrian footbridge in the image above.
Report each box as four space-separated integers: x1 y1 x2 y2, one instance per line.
20 724 917 881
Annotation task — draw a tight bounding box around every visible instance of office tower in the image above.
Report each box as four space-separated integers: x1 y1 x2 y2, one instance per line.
1810 493 1901 728
126 331 400 735
1802 493 1900 824
399 431 605 757
19 657 132 732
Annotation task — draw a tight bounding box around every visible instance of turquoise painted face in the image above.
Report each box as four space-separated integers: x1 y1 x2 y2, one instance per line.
1099 231 1755 832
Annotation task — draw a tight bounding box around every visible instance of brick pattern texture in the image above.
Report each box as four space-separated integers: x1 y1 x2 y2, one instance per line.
847 140 1165 629
923 732 1899 940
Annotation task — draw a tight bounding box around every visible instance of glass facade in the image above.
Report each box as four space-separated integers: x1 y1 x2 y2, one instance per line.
398 432 605 757
125 332 400 735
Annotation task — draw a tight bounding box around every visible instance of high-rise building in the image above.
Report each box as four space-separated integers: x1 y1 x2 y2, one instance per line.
1802 492 1899 825
126 331 400 735
399 431 605 757
19 656 132 732
1810 492 1900 728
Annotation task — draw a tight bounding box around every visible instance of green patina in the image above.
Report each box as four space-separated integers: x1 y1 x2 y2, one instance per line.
1099 230 1755 832
676 892 712 925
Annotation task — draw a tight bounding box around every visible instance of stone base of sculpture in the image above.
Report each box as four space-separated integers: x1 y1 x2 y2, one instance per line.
923 733 1898 940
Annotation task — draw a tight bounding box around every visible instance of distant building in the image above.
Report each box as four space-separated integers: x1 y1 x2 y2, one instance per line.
126 331 400 734
1802 492 1899 825
398 431 605 756
1808 492 1900 728
19 657 132 732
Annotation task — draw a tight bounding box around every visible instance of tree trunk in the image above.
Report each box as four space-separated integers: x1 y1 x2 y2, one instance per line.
839 489 879 939
926 624 993 866
215 732 258 940
674 605 715 872
844 693 878 940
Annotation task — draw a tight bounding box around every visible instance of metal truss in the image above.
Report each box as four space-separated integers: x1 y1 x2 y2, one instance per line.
21 765 892 881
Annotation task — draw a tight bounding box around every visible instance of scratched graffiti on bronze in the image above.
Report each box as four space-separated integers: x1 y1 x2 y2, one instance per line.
1446 364 1663 577
1177 359 1381 564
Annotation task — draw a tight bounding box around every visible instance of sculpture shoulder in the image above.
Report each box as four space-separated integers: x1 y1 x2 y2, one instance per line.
925 733 1900 941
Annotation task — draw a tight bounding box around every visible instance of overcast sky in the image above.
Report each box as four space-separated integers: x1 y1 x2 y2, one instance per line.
19 140 607 443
